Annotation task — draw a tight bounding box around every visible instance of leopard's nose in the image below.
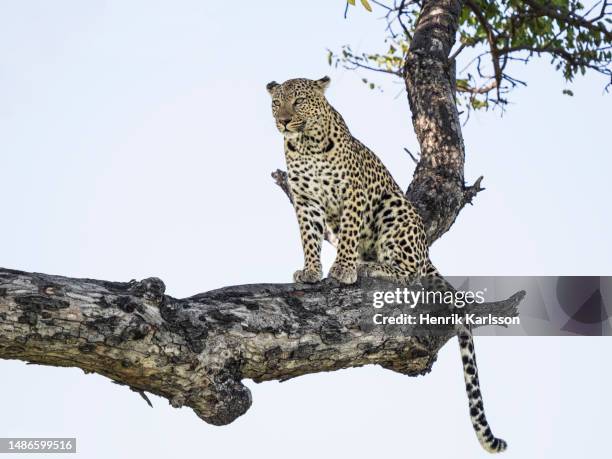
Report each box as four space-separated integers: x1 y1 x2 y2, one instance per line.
278 117 291 127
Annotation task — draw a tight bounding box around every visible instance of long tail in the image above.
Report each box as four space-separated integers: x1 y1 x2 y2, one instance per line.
422 261 507 453
458 325 507 453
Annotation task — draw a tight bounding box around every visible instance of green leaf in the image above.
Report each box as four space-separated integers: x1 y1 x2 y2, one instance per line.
470 98 489 110
562 89 574 96
360 0 373 12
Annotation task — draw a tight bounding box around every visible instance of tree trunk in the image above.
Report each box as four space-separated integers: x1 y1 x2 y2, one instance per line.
404 0 481 244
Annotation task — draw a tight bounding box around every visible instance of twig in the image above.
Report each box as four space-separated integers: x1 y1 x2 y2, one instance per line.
404 147 420 164
463 176 485 205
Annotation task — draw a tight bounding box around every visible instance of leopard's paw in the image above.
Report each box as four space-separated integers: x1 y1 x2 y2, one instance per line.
328 263 358 284
357 262 399 281
357 262 377 278
293 267 322 284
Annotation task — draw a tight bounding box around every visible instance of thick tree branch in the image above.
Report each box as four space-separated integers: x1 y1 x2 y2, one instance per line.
0 267 523 424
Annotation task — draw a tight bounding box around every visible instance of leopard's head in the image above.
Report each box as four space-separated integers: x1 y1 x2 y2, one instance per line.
266 77 331 139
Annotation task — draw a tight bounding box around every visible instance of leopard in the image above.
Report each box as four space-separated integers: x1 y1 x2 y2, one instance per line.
267 76 507 453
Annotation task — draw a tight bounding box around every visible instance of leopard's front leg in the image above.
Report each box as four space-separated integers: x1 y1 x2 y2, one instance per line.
292 194 325 283
329 186 364 284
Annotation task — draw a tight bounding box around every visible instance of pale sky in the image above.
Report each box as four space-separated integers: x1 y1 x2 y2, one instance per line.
1 1 611 458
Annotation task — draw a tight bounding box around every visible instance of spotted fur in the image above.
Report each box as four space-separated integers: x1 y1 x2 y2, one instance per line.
267 76 506 453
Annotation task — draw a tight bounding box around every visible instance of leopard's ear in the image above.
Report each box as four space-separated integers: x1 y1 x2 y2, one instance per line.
315 76 331 92
266 81 279 94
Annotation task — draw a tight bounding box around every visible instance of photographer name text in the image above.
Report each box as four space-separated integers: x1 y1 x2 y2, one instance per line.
372 312 519 326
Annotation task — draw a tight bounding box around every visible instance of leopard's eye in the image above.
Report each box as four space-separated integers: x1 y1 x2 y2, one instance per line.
272 100 280 108
294 97 305 106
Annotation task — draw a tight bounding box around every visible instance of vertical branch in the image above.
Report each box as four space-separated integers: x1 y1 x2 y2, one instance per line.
403 0 479 244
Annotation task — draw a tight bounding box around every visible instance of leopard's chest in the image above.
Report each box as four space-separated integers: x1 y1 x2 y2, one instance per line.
286 153 342 213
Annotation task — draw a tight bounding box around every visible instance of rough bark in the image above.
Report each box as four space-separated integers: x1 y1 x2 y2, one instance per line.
0 268 523 424
403 0 474 244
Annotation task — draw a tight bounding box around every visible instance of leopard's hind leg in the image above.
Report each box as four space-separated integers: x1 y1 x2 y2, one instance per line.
369 195 429 280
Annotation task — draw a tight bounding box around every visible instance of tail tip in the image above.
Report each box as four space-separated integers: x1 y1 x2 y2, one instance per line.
483 437 507 453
